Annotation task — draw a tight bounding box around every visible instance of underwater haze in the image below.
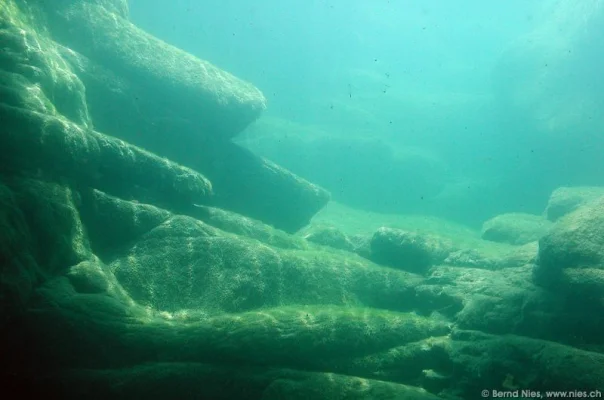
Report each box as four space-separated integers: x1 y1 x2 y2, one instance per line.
130 0 604 226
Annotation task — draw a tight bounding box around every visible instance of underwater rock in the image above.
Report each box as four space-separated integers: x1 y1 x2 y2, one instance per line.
78 189 172 258
29 275 448 371
0 20 91 127
545 186 604 222
53 363 443 400
0 103 212 210
420 265 570 341
37 0 266 140
58 49 329 233
448 330 604 397
191 140 330 233
0 2 213 212
81 187 310 254
534 197 604 341
109 214 424 314
369 227 451 274
349 234 373 259
190 204 308 250
300 225 355 252
481 212 552 245
4 0 328 232
500 241 539 268
4 1 604 397
442 248 497 269
3 178 91 274
0 181 40 329
538 196 604 272
66 257 110 294
442 241 538 270
340 336 453 388
5 0 329 232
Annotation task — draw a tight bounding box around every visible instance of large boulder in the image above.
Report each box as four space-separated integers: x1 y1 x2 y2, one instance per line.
0 1 213 212
37 0 266 140
448 331 604 398
0 104 212 210
545 186 604 222
1 0 329 232
421 265 574 343
107 215 426 315
52 26 329 232
299 224 355 252
481 213 552 245
369 227 452 274
534 197 604 341
190 138 330 232
538 196 604 272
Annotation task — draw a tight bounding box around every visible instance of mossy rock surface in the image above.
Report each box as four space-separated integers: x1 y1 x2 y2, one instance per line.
3 1 604 398
481 213 552 245
545 186 604 222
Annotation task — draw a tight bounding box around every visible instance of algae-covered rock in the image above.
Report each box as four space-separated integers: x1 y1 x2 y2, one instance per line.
0 7 91 126
441 241 537 270
58 47 330 232
481 212 552 245
5 177 91 273
109 214 424 314
344 336 453 389
0 104 212 210
56 363 443 400
538 196 604 271
4 0 604 397
545 186 604 221
370 227 452 274
38 0 266 140
4 0 329 232
66 258 110 294
0 181 39 328
193 142 330 232
189 204 308 250
422 265 568 341
29 276 449 371
77 189 172 258
300 225 355 252
448 331 604 396
533 198 604 346
0 2 213 212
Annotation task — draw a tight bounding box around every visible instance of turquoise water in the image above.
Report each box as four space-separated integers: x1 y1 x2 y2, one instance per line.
129 0 604 226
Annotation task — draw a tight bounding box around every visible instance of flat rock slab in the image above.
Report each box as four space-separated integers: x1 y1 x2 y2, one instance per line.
39 0 266 140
